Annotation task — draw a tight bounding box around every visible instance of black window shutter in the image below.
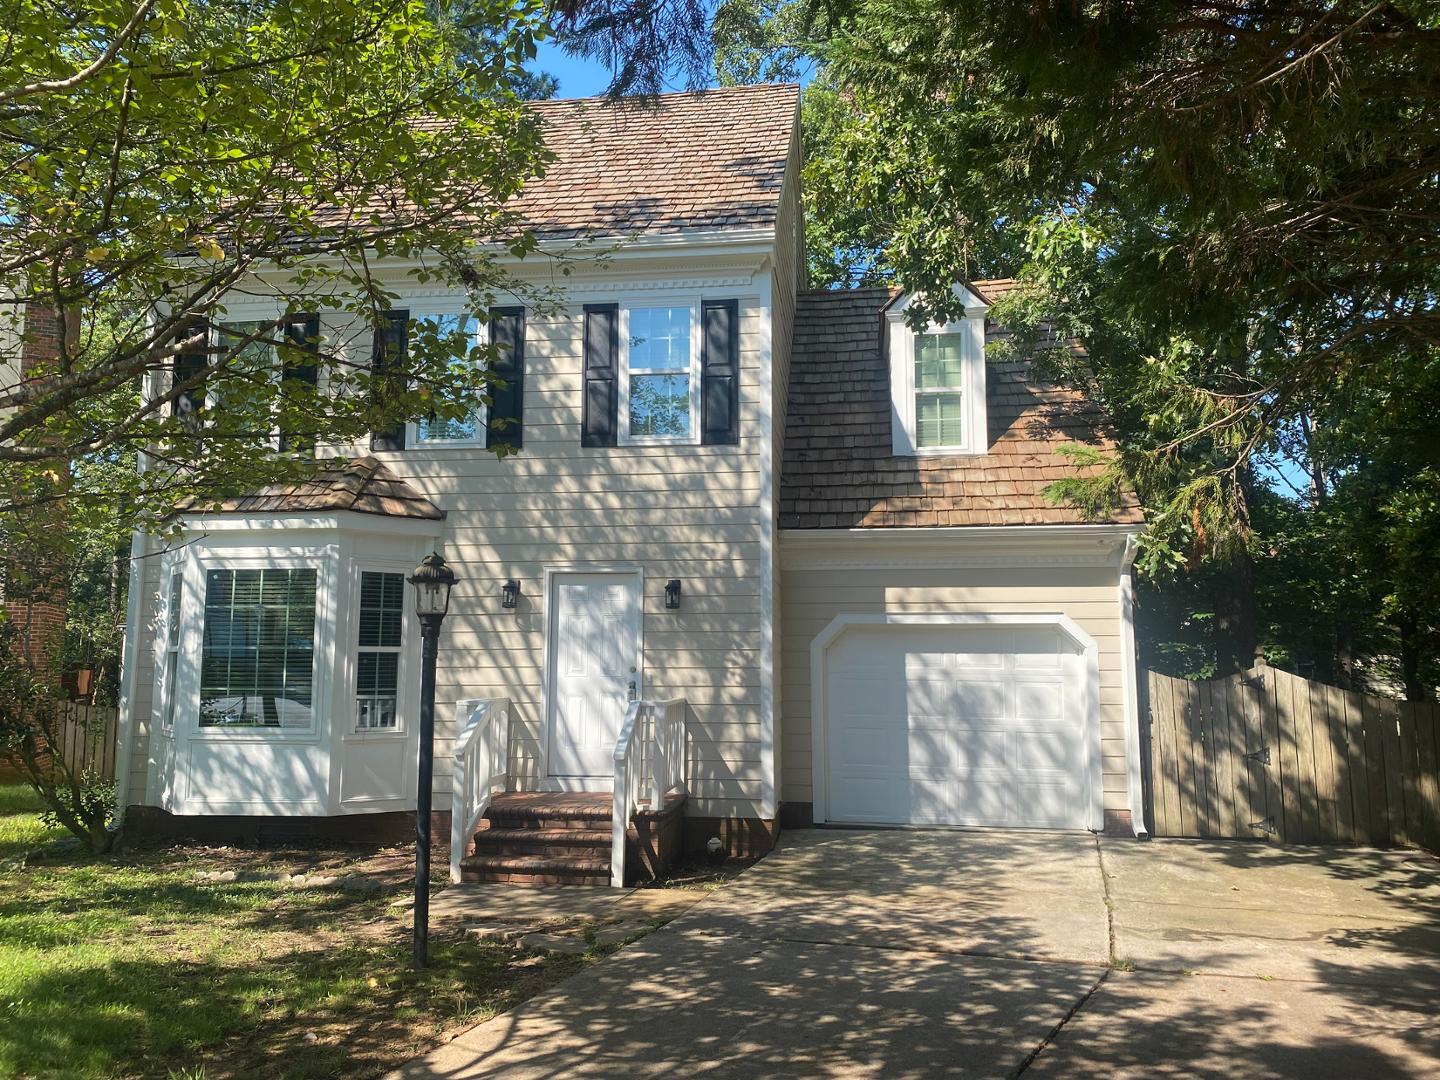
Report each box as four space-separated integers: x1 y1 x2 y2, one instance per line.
369 310 408 451
171 318 208 425
701 299 740 445
279 314 320 452
581 303 618 448
486 307 525 452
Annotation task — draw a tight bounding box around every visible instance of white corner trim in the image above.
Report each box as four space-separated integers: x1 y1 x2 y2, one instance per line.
110 528 150 826
808 612 1104 833
1118 534 1147 837
757 273 777 821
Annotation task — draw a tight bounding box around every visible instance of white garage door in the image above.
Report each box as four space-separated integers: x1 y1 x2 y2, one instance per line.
823 624 1092 829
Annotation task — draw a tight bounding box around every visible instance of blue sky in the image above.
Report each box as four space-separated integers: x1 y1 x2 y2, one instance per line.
532 42 618 98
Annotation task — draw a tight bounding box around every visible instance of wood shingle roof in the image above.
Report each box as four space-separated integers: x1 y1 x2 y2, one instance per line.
514 84 799 240
191 456 444 520
779 285 1144 529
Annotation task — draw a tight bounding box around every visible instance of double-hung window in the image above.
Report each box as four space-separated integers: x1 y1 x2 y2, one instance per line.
212 317 320 450
888 289 988 456
355 571 405 730
914 332 967 448
199 568 317 729
413 313 485 446
620 303 700 443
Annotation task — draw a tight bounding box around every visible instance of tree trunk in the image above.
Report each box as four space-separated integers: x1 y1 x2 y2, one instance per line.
1396 609 1426 703
1213 550 1261 676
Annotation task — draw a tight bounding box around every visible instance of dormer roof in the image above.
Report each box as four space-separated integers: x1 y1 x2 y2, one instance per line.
780 285 1145 529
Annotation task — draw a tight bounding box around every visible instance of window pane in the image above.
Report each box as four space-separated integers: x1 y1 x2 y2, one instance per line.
915 333 965 389
358 572 405 648
629 374 691 438
627 307 690 371
199 568 317 728
415 313 481 442
166 574 183 646
916 392 964 448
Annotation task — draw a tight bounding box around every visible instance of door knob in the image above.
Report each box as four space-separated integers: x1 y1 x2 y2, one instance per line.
628 679 637 701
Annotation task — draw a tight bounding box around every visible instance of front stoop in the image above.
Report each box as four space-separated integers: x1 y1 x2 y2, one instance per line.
459 792 688 887
457 794 688 887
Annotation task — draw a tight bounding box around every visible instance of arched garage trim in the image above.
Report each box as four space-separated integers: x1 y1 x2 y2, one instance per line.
809 612 1104 832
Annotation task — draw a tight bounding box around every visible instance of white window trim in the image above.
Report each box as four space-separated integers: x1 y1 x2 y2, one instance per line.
348 565 413 737
408 310 489 448
617 297 703 446
188 556 326 740
888 287 989 457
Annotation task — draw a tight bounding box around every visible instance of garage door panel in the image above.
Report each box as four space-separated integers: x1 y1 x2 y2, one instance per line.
905 719 954 771
831 771 905 822
832 674 905 716
906 676 958 716
825 625 1092 830
951 679 1008 719
1015 731 1075 772
952 728 1011 773
1015 680 1064 722
830 725 901 772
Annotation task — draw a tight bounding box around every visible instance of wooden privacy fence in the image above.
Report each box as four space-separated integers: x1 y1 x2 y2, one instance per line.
1144 665 1440 850
28 703 120 782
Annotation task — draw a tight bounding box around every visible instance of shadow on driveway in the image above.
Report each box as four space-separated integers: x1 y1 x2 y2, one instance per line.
390 830 1440 1079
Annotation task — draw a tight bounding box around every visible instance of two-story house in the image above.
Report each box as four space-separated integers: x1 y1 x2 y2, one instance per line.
113 84 1146 886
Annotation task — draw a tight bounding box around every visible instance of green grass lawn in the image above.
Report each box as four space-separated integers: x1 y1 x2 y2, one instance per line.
0 784 589 1079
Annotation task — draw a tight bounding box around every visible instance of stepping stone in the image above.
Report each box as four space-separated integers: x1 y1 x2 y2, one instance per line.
518 933 591 956
465 924 530 944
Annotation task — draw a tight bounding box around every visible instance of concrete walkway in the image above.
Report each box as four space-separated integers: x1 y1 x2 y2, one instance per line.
390 830 1440 1079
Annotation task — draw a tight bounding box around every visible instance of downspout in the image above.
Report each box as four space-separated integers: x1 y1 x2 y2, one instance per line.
1118 533 1148 837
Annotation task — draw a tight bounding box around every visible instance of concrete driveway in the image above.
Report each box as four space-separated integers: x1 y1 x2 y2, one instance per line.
393 830 1440 1079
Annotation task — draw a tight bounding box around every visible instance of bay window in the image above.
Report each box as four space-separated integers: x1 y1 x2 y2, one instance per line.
199 568 317 729
355 571 405 730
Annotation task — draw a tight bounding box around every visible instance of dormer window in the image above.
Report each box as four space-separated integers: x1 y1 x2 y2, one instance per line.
888 286 988 456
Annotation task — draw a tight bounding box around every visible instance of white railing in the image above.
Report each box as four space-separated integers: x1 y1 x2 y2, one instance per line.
611 697 689 888
449 697 510 883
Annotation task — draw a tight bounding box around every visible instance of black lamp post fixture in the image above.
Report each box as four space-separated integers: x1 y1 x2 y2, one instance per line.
664 579 683 610
501 579 521 610
408 551 457 969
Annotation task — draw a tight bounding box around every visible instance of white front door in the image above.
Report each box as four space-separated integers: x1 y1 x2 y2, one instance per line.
547 573 642 779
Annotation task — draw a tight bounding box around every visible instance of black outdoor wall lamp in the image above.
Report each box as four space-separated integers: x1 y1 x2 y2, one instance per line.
501 579 521 610
664 579 683 610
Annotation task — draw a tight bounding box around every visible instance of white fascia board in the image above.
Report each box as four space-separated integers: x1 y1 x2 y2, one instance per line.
180 512 444 538
886 283 990 320
205 228 777 284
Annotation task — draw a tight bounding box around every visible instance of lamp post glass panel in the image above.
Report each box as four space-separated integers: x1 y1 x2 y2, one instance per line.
408 552 457 968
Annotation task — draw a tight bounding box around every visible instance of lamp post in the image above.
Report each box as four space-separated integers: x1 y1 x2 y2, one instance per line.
408 551 457 969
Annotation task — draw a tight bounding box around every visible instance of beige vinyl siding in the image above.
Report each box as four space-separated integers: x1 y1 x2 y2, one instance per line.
780 562 1132 813
373 300 769 820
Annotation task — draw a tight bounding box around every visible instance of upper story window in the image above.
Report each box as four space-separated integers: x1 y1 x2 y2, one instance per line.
887 287 988 457
413 313 484 446
620 302 701 444
370 307 525 453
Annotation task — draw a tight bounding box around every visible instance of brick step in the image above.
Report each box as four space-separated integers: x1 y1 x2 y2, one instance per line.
459 853 610 887
472 827 611 858
483 794 611 832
